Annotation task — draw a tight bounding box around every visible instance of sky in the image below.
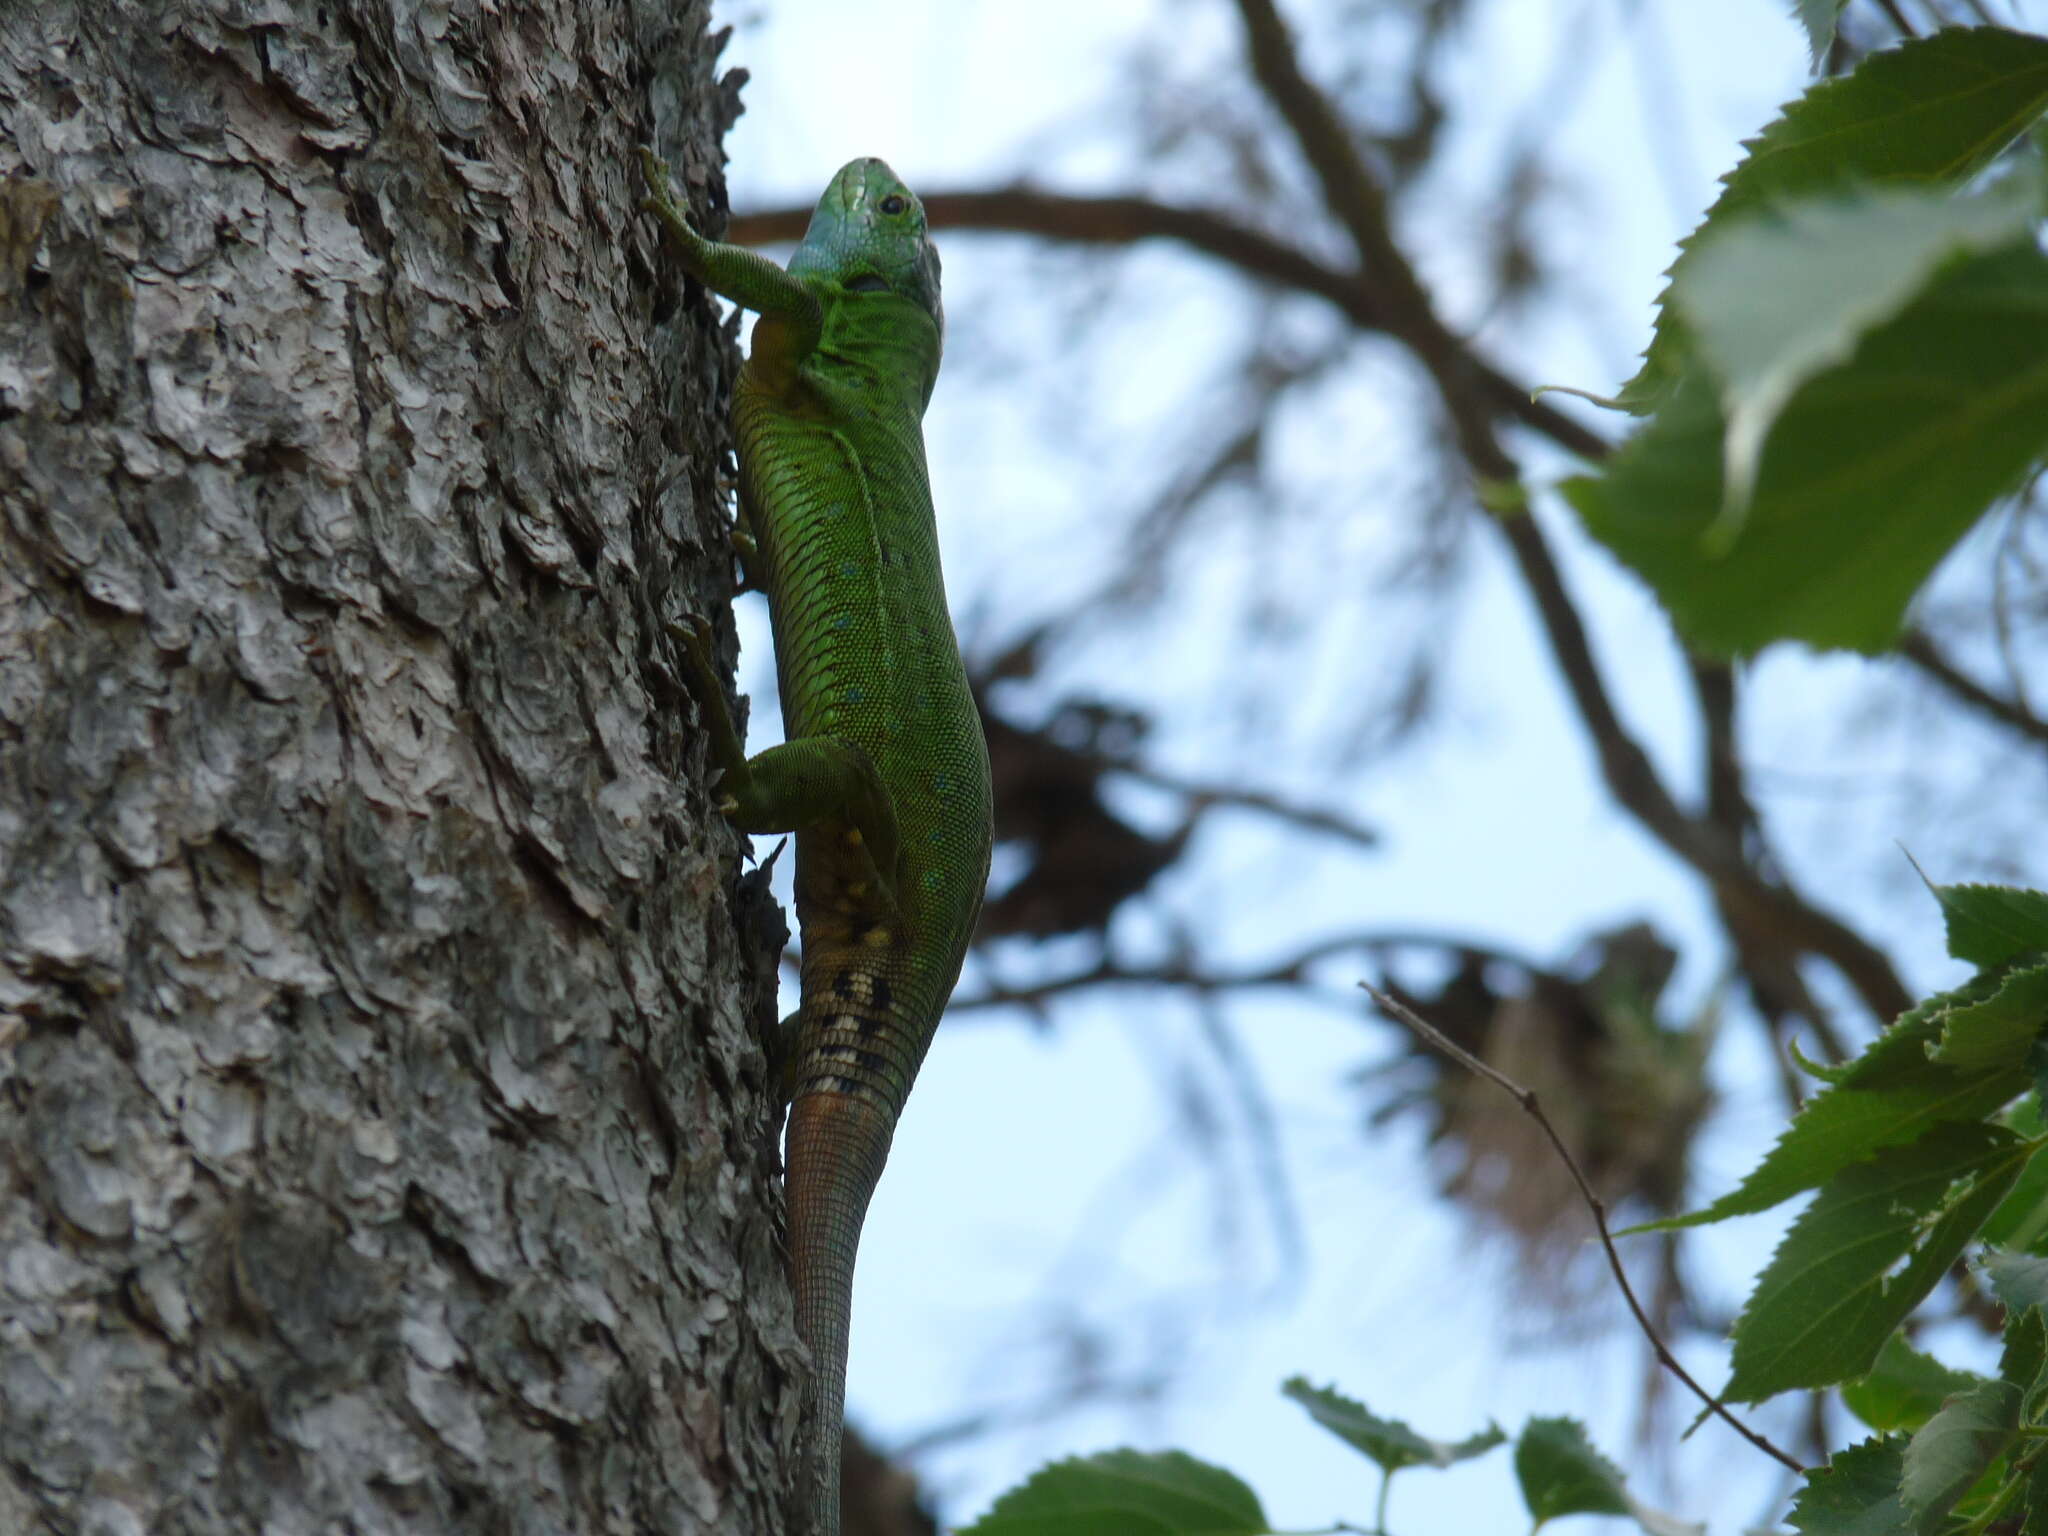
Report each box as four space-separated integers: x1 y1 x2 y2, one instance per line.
702 2 2048 1530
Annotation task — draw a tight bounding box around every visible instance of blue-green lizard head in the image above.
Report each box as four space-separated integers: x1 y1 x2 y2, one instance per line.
788 158 944 332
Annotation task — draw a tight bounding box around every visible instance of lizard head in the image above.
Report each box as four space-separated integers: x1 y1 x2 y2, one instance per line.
788 158 944 334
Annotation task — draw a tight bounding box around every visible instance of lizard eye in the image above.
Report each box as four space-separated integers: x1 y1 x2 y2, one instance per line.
879 195 907 216
845 274 889 293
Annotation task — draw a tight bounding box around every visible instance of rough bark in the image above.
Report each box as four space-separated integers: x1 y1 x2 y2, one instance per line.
0 2 795 1531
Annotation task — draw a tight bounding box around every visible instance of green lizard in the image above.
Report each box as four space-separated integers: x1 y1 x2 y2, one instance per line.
638 148 993 1536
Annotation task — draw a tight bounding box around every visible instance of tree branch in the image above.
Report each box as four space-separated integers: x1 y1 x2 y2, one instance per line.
1227 0 1912 1026
1368 983 1805 1476
728 189 1609 462
952 929 1546 1016
732 4 1915 1030
1897 626 2048 750
1115 759 1381 852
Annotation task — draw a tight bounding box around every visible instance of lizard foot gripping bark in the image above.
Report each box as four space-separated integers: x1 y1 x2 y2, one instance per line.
640 149 993 1536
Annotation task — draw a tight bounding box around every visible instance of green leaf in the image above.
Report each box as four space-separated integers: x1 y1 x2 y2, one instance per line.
1516 1418 1629 1525
1933 966 2048 1073
1566 245 2048 656
1513 1418 1701 1536
1790 0 1850 67
1620 26 2048 413
1984 1249 2048 1313
957 1451 1268 1536
1841 970 2006 1087
1899 1379 2021 1531
1625 972 2025 1234
1840 1334 1988 1435
1936 963 2048 1074
2000 1304 2047 1395
1787 1437 1909 1535
1979 1114 2048 1253
1280 1378 1503 1474
1936 883 2048 969
2027 1444 2048 1536
1726 1122 2032 1401
1672 180 2040 527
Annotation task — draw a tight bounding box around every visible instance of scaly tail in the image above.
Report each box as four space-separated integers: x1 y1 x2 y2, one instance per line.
786 1090 894 1536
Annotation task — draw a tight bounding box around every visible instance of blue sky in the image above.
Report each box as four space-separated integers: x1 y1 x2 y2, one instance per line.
705 3 2048 1529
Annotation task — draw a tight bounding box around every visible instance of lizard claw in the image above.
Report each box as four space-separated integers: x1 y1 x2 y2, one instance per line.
664 614 719 678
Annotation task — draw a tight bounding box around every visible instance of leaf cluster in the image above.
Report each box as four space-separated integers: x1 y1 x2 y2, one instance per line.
1561 27 2048 656
959 877 2048 1533
959 1381 1692 1536
1628 879 2048 1533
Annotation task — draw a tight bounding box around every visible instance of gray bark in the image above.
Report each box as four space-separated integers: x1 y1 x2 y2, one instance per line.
0 2 797 1531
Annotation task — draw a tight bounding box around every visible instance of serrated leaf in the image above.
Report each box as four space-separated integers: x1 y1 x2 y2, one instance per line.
1516 1418 1628 1525
1936 883 2048 968
1568 245 2048 656
1787 1437 1909 1535
1980 1103 2048 1252
1935 964 2048 1073
1727 1122 2032 1401
958 1450 1268 1536
1624 973 2025 1235
1984 1249 2048 1313
1673 181 2040 526
1513 1418 1701 1536
2001 1305 2047 1393
1280 1378 1503 1474
1790 0 1850 67
1840 1334 1988 1434
1899 1379 2021 1530
2028 1443 2048 1536
1620 27 2048 413
1841 969 2007 1087
1981 1155 2048 1252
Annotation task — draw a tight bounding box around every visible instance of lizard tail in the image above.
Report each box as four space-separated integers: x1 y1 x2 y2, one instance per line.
786 1089 894 1536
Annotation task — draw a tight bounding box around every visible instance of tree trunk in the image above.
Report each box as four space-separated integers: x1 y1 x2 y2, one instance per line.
0 2 798 1530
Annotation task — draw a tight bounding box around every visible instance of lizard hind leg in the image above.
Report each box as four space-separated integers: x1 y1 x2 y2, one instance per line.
724 737 902 914
666 617 901 907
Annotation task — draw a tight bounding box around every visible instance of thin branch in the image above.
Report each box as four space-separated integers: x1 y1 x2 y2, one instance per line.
1874 0 1920 36
889 1369 1171 1461
727 189 1610 463
1116 759 1382 851
1897 627 2048 749
1498 513 1912 1023
733 12 1917 1030
953 929 1546 1016
1193 995 1306 1296
1366 982 1806 1476
1224 0 1914 1026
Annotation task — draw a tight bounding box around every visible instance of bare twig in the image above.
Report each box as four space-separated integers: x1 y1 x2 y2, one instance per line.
1897 627 2048 749
952 930 1545 1016
730 5 1919 1033
1366 981 1806 1476
1117 759 1382 851
1193 994 1306 1296
1222 0 1913 1027
727 189 1609 462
